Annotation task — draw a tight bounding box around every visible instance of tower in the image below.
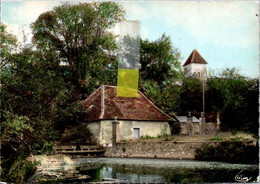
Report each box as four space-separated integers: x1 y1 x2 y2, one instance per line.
183 49 207 80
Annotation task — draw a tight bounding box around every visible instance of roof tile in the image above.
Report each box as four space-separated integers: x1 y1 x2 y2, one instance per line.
82 85 174 121
183 49 207 66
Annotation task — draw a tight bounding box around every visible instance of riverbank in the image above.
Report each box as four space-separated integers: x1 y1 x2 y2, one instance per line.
30 156 259 183
104 132 257 159
105 140 257 159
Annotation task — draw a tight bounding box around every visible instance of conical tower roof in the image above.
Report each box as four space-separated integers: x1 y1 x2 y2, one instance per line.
183 49 207 67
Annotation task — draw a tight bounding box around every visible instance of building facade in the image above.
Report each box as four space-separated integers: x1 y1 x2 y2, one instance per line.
183 49 207 79
82 85 175 146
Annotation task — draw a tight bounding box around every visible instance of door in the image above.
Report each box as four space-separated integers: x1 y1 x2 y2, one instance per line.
133 128 140 138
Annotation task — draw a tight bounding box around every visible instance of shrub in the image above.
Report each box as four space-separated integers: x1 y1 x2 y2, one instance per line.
164 137 175 141
210 136 222 141
158 133 168 138
231 130 237 135
230 137 242 141
195 141 259 164
7 157 37 184
141 135 155 140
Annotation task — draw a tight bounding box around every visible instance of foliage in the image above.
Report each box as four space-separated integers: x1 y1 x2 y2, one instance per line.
195 141 259 164
140 34 182 85
206 68 259 134
31 2 124 95
139 34 182 113
157 126 169 138
231 130 237 135
141 135 155 140
60 123 93 145
230 137 242 141
7 157 37 184
164 137 175 141
1 112 33 156
178 77 202 117
174 67 258 135
1 2 125 182
210 136 222 141
0 23 17 68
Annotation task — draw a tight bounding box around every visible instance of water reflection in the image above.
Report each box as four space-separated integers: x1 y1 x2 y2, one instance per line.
78 164 258 183
35 158 259 183
100 166 165 183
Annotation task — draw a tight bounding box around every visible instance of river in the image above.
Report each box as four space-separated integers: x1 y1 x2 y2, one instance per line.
33 157 259 183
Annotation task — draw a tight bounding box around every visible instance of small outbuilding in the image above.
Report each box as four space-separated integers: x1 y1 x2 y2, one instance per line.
82 85 176 146
175 116 200 135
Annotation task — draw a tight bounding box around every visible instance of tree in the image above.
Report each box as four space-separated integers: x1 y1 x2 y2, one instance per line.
178 77 203 117
205 68 258 133
31 2 124 95
138 34 182 114
1 3 126 182
140 34 182 86
0 24 17 68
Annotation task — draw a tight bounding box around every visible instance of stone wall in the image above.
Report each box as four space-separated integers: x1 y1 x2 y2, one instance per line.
203 123 217 135
179 122 217 135
105 141 218 159
105 140 257 160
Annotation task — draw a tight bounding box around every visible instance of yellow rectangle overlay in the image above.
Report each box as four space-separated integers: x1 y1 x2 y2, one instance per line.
117 69 139 97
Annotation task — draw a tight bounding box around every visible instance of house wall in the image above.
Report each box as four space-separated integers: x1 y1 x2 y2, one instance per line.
119 120 171 141
185 63 207 78
88 120 171 146
100 120 113 146
87 121 101 144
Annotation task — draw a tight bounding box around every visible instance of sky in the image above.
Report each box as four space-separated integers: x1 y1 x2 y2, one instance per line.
1 1 259 78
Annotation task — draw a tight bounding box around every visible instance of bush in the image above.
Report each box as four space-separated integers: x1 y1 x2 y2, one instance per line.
164 137 174 141
210 136 222 141
157 134 168 138
230 137 242 141
195 141 259 164
231 130 237 135
141 135 155 140
7 157 37 184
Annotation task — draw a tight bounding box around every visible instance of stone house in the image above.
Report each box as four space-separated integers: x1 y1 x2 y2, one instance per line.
82 85 176 146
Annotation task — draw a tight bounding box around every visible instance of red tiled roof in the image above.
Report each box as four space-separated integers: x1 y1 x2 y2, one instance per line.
183 49 208 67
82 85 175 122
